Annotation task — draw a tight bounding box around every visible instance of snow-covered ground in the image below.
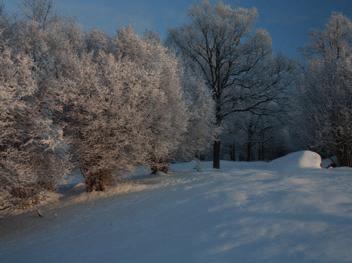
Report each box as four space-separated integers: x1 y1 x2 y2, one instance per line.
1 151 352 263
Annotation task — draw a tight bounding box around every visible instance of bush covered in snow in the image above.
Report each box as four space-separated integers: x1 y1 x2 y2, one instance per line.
0 41 70 209
0 0 216 202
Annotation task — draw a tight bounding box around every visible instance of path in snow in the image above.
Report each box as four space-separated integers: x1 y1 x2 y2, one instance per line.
0 158 352 263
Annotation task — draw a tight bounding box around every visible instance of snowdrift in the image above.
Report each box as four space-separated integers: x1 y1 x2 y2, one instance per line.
270 151 322 170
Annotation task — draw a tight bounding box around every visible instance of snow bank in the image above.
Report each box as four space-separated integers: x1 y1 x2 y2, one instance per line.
270 151 322 170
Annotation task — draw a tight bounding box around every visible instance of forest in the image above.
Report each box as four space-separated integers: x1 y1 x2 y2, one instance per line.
0 0 351 214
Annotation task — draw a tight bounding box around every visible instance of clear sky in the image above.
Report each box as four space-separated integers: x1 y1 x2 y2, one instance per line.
3 0 352 58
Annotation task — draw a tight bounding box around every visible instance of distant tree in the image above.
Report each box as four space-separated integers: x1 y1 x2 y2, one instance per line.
85 29 111 56
299 12 352 166
143 29 161 43
225 54 295 161
21 0 55 29
0 2 8 31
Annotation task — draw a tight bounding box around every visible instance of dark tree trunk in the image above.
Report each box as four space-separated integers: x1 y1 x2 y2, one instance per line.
258 142 265 161
151 162 169 174
150 157 169 174
213 141 221 169
213 95 222 169
246 126 254 162
337 145 352 167
246 141 252 162
84 169 114 192
230 143 236 161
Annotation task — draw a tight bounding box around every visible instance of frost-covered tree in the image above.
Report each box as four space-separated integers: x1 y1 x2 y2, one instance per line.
115 27 189 174
85 29 111 56
168 1 286 168
299 12 352 166
53 51 157 191
0 0 208 197
21 0 55 29
176 72 216 161
44 27 189 191
0 45 69 209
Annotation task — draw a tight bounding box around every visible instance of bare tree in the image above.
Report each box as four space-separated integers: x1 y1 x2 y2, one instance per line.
21 0 54 29
168 1 285 168
224 53 295 161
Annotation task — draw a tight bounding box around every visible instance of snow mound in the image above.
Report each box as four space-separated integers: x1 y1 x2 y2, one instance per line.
270 151 322 170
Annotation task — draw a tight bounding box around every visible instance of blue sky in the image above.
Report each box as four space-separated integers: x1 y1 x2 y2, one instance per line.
3 0 352 58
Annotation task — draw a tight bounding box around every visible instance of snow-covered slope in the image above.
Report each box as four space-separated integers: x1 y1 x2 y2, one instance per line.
1 159 352 263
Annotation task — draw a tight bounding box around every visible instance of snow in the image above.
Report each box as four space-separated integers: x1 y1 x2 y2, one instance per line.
270 151 322 170
1 156 352 263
